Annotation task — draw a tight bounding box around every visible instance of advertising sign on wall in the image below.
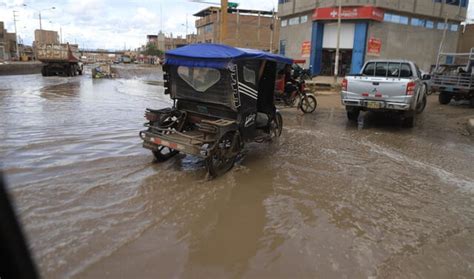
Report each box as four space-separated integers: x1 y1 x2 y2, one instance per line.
301 41 311 58
367 38 382 56
312 6 384 22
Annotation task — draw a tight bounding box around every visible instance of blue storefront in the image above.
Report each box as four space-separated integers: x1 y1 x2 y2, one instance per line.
309 6 385 76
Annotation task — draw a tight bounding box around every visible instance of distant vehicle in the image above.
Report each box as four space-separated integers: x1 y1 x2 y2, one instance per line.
92 64 114 79
341 60 429 127
139 44 291 177
36 43 83 77
431 48 474 107
121 55 131 63
420 69 433 95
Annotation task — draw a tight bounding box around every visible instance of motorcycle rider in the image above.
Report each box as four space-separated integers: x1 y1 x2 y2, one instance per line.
283 64 298 101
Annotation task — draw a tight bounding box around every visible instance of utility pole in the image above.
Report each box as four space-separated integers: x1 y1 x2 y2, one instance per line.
334 0 342 84
39 12 42 30
220 0 228 44
236 9 240 46
436 0 455 70
257 11 261 42
13 10 20 59
22 5 55 30
186 14 188 42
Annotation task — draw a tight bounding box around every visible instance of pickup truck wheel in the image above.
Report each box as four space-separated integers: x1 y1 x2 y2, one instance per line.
416 94 427 114
346 108 360 122
439 92 452 105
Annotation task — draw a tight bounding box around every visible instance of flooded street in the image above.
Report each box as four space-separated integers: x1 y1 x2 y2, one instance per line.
1 66 474 278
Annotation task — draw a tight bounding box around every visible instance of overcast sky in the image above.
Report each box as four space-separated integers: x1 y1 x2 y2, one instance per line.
0 0 472 50
0 0 277 50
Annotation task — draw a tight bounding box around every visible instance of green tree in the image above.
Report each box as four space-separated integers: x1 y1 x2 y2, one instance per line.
142 42 163 56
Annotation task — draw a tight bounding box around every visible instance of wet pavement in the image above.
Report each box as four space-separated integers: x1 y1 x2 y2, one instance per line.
1 66 473 278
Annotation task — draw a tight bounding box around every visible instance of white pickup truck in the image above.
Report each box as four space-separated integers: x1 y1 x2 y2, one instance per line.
341 60 430 127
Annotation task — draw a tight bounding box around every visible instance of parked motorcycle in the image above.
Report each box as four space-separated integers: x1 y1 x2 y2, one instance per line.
275 79 317 114
292 64 312 80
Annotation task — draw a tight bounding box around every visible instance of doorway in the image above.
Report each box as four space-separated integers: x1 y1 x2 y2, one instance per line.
321 49 353 76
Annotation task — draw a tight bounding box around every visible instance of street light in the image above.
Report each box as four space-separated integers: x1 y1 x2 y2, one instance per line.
22 4 55 30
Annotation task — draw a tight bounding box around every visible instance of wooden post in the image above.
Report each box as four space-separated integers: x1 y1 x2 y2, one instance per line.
236 9 240 47
220 0 228 44
257 11 261 43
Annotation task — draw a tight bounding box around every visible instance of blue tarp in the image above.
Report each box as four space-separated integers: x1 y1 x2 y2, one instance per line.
165 43 293 68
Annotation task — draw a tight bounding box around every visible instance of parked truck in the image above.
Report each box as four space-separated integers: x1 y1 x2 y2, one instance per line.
431 49 474 107
36 43 83 77
341 60 430 127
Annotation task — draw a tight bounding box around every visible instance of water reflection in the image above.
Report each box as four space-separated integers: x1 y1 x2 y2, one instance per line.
183 167 273 278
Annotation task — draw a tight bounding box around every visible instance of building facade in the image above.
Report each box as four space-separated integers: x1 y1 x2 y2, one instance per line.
34 29 59 44
194 7 280 51
278 0 468 75
458 23 474 53
0 21 18 61
147 32 192 52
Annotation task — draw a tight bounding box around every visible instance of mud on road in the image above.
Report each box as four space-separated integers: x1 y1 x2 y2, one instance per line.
1 66 473 278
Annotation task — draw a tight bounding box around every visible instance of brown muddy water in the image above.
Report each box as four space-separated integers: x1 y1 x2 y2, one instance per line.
1 65 474 278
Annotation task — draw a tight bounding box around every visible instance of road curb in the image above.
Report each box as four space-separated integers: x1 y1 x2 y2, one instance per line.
468 118 474 135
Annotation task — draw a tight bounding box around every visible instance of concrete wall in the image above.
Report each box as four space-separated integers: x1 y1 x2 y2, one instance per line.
279 12 314 66
34 30 59 44
367 21 460 71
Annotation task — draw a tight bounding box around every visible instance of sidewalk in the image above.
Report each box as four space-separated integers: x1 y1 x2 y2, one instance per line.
305 75 341 95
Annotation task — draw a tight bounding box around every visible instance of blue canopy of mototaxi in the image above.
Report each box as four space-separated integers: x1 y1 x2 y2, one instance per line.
164 43 293 69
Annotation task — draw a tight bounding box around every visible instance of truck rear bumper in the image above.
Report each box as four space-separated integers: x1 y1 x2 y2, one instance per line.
139 130 209 158
342 98 411 111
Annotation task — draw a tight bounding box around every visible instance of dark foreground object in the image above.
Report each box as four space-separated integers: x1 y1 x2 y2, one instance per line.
0 172 38 279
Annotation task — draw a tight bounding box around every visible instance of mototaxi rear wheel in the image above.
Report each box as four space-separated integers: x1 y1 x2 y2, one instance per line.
206 132 240 177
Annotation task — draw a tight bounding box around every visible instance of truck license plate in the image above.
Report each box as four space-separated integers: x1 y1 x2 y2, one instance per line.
367 101 381 109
